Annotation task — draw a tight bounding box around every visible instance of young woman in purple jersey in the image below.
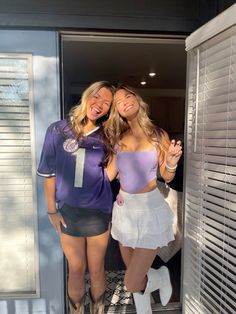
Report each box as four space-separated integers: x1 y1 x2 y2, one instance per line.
37 81 115 314
105 84 182 314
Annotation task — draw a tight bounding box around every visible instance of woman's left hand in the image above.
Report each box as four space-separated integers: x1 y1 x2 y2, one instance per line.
166 140 183 167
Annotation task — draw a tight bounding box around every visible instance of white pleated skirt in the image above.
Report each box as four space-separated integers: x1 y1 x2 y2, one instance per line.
111 188 175 249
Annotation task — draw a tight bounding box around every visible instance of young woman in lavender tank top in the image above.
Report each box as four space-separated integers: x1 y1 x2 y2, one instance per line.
37 81 115 314
105 84 182 314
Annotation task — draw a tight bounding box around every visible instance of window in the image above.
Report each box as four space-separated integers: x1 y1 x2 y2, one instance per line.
183 24 236 314
0 54 39 297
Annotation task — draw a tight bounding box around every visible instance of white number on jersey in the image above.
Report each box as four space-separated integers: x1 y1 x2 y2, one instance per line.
74 148 86 187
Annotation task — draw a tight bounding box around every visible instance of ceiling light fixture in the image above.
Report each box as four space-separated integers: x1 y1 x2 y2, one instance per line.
149 72 156 77
140 81 147 85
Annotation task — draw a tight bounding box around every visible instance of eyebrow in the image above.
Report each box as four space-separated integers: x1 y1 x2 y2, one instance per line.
95 92 112 102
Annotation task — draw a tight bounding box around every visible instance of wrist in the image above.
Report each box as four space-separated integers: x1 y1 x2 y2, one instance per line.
47 209 58 215
165 162 177 172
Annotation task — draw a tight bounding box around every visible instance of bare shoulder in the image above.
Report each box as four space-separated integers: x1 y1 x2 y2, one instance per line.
118 137 130 151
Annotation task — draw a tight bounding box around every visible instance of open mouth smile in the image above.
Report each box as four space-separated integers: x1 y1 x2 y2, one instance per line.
124 105 133 112
91 106 102 116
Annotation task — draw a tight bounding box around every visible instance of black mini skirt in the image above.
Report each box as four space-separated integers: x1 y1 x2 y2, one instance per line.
59 204 111 237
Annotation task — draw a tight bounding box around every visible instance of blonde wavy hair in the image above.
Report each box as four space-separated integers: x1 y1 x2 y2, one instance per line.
104 84 170 165
68 81 115 138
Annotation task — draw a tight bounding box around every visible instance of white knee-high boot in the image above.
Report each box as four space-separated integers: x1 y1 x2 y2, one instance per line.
132 266 172 313
145 266 172 306
133 292 152 314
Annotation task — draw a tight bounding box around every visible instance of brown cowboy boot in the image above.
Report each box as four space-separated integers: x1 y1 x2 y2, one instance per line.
68 294 85 314
89 288 105 314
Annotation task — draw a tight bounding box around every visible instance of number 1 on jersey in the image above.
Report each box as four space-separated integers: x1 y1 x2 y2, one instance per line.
74 148 86 187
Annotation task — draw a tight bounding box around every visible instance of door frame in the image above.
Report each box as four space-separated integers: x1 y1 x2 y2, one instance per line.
60 30 186 313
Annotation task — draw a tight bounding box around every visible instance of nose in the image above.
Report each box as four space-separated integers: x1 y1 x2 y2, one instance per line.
95 98 103 108
124 99 129 106
116 98 126 108
122 99 130 110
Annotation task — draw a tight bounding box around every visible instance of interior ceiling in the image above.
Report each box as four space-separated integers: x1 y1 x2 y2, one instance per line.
63 39 187 92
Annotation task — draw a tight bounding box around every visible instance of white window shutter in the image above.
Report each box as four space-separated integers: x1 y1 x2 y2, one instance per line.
0 55 39 296
183 16 236 314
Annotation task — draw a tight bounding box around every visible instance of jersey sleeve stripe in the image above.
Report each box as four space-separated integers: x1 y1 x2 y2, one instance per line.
37 171 56 177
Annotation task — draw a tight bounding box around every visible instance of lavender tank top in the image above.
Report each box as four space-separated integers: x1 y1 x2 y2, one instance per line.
116 149 158 193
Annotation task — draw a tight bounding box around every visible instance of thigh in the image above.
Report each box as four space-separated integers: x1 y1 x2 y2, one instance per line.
60 233 86 269
119 243 134 268
87 230 110 272
126 247 159 282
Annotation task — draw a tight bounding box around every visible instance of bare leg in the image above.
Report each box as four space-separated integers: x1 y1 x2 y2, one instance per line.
118 246 159 314
118 243 133 268
121 246 172 307
87 229 110 301
122 247 159 293
60 234 86 303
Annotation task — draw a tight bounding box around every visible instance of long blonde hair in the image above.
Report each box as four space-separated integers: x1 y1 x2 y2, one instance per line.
104 84 170 165
68 81 115 138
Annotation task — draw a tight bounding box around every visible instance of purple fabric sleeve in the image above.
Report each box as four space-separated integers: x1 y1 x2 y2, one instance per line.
37 124 56 177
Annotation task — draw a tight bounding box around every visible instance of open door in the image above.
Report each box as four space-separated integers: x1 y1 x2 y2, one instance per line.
61 32 185 313
183 4 236 314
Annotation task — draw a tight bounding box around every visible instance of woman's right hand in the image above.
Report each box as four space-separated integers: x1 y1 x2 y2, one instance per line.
44 177 67 234
47 212 67 234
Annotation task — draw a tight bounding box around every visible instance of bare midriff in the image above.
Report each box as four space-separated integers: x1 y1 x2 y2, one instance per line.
121 178 157 194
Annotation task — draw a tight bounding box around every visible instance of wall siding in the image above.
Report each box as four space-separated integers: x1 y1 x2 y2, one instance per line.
0 0 234 33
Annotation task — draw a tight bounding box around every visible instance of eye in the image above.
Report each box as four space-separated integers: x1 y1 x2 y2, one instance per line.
93 94 99 99
104 102 111 107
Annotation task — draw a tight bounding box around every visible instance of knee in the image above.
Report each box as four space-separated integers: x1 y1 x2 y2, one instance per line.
68 260 86 275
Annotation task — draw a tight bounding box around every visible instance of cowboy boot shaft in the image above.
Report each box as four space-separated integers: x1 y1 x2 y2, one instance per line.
89 301 105 314
89 289 105 314
68 295 85 314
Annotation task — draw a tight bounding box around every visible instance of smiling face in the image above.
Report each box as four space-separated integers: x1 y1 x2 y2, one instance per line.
86 86 113 123
115 89 139 120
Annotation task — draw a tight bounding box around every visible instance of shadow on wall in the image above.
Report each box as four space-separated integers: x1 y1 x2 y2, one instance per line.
0 204 63 313
0 299 50 314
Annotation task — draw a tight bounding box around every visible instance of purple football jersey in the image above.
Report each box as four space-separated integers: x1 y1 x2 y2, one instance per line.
37 119 112 213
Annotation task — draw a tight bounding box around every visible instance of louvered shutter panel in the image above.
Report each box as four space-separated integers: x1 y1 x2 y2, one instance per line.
0 55 38 296
183 21 236 314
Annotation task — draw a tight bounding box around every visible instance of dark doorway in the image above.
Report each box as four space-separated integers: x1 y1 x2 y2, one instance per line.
61 32 185 312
